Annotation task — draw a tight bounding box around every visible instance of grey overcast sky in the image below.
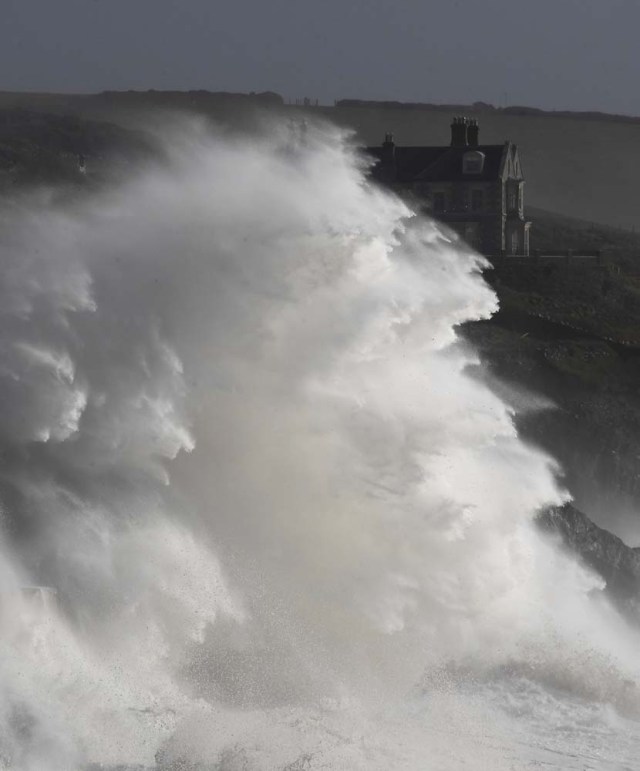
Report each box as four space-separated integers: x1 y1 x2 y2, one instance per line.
2 0 638 113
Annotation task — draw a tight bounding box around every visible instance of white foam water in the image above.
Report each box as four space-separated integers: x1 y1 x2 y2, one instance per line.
0 118 639 769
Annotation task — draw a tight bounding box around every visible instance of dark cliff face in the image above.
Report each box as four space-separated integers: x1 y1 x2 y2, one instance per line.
461 221 640 617
462 231 640 541
538 503 640 617
465 316 640 538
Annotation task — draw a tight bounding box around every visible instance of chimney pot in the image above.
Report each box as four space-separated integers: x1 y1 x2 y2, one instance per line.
381 131 396 171
467 119 479 147
450 116 469 147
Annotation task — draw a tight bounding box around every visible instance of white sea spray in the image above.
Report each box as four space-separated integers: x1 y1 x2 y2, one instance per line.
0 118 637 769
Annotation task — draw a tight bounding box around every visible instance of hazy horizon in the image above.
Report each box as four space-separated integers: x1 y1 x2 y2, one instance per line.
3 0 639 116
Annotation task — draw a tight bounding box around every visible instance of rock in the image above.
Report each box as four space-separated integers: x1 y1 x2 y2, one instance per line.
538 502 640 617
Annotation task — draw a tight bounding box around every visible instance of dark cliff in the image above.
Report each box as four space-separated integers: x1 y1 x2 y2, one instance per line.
539 503 640 616
461 210 640 541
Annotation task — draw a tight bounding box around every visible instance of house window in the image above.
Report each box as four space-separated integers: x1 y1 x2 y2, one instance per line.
511 231 520 254
508 190 517 212
433 192 445 212
464 222 480 249
471 190 483 211
462 151 485 174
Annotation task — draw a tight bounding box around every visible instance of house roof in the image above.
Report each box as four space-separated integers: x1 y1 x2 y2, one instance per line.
366 143 509 183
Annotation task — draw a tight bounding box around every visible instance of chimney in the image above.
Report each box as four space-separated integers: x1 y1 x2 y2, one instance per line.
381 132 396 165
450 116 469 147
467 119 479 147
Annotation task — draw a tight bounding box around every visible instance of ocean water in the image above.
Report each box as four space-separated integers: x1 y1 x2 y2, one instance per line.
0 118 639 769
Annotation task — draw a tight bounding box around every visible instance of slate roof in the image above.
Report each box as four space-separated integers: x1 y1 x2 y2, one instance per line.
366 143 508 183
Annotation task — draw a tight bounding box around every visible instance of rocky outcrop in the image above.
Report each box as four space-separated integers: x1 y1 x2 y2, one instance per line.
538 503 640 615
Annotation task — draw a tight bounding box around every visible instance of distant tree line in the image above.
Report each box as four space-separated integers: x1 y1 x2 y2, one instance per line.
334 99 640 124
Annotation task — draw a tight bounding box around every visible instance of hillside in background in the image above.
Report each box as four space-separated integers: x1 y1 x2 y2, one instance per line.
0 109 155 191
529 207 640 258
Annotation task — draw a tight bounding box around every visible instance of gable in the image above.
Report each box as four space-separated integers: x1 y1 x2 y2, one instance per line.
502 144 523 180
513 147 523 178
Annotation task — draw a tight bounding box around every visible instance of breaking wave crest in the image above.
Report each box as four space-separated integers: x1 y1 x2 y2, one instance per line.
0 118 639 769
